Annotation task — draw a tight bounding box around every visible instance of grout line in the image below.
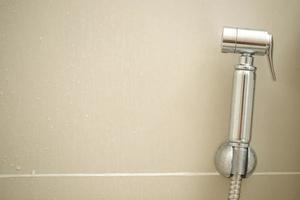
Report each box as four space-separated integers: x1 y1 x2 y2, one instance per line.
253 172 300 176
0 172 300 178
0 172 219 178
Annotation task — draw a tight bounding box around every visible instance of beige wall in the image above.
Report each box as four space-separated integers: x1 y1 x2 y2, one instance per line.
0 0 300 199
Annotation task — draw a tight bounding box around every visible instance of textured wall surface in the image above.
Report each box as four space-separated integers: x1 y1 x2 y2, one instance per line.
0 0 299 199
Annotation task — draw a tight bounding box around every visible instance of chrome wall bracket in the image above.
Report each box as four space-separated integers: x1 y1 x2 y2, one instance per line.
215 142 257 178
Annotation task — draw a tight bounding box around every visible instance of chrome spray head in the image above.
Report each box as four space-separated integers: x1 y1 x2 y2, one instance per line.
221 26 276 81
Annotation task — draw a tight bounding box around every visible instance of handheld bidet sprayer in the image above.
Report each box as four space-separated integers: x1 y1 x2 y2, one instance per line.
214 27 276 200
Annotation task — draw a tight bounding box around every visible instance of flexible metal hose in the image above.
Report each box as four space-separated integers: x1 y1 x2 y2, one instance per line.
228 175 242 200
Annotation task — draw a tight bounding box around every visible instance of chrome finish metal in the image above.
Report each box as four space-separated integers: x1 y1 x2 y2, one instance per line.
215 26 276 200
228 175 242 200
229 55 256 145
215 143 232 177
267 35 276 80
222 27 276 81
215 142 257 178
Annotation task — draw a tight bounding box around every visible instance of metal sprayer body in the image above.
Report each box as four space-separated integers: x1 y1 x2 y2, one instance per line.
215 27 276 200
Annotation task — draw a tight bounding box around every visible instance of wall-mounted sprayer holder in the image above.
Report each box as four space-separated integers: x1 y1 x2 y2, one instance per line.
215 27 276 200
